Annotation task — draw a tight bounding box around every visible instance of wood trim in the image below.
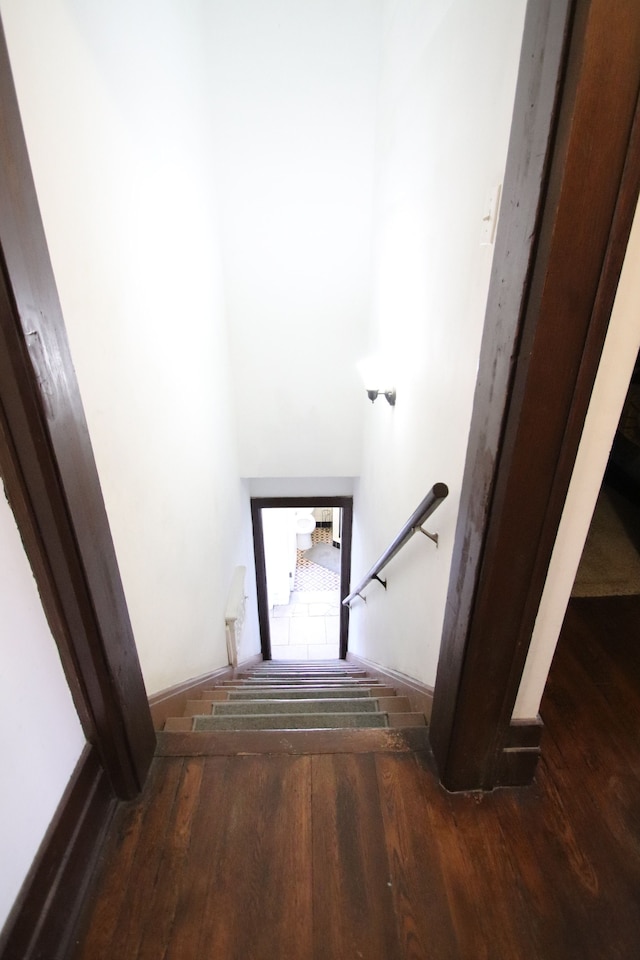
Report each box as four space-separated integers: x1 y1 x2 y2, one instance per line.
497 717 545 787
0 19 155 798
495 747 542 788
430 0 640 791
0 746 116 960
148 654 263 730
250 497 353 660
338 499 353 659
251 500 271 660
504 717 544 750
347 652 434 721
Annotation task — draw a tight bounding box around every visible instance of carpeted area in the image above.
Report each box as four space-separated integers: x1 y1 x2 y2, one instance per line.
304 542 341 573
572 485 640 597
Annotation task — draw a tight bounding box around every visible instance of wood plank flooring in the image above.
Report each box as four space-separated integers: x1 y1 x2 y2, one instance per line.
72 597 640 960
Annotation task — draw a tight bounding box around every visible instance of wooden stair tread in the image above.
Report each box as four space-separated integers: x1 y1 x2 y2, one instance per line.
161 659 428 751
183 695 412 716
156 726 430 755
192 712 390 730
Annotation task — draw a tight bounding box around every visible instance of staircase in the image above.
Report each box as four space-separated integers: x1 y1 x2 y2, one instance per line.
161 660 427 740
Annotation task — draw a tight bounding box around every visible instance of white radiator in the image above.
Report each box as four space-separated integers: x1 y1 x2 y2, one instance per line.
225 566 246 668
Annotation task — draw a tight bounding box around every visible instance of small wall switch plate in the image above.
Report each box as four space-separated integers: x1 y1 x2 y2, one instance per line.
480 183 502 246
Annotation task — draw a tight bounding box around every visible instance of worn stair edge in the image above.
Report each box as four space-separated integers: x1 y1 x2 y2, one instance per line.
167 710 426 731
155 726 431 756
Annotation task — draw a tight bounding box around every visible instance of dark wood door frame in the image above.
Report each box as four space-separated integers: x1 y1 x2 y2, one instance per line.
430 0 640 790
251 497 353 660
0 20 155 800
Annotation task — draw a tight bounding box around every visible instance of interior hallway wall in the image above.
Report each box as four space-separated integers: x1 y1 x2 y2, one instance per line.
1 0 260 694
205 0 383 478
348 0 527 684
0 489 85 932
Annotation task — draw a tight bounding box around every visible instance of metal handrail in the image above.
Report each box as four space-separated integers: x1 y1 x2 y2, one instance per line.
343 483 449 606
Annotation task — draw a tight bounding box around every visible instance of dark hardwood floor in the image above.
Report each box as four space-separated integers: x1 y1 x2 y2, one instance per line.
72 597 640 960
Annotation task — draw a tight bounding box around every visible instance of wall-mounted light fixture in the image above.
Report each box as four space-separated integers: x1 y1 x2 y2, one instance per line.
357 356 396 406
366 386 396 405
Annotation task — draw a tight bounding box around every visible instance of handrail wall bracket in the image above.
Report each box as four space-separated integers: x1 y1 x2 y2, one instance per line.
416 525 439 547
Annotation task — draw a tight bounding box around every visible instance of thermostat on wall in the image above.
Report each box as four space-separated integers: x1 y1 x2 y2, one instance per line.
480 184 502 246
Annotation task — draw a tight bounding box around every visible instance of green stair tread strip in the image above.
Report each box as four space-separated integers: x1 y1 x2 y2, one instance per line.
220 681 381 687
170 661 426 744
211 698 379 716
193 713 389 731
235 676 367 682
227 688 373 700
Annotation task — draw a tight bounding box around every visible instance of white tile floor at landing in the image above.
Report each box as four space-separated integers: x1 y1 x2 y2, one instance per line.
269 590 341 660
269 525 342 661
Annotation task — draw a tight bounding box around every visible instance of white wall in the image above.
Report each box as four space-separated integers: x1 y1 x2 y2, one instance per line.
205 0 383 478
0 0 528 698
249 477 355 498
514 197 640 719
0 489 85 932
348 0 527 684
263 509 297 607
1 0 260 693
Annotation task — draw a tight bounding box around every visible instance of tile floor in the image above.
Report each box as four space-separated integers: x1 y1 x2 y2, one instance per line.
294 525 341 592
270 526 342 660
270 590 341 660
